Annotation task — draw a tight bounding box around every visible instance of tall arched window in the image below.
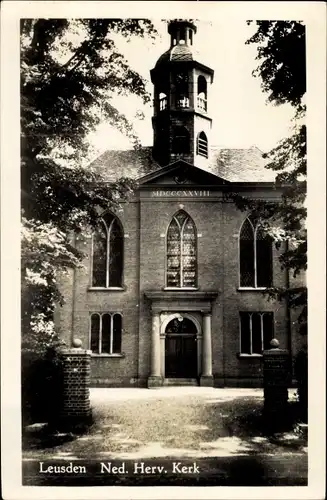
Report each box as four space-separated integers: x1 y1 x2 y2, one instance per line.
197 131 208 158
239 215 273 288
92 212 123 288
175 72 189 108
172 126 190 154
166 211 197 288
159 92 167 111
197 75 207 111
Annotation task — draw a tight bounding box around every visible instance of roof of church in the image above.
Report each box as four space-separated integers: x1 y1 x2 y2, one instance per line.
90 146 276 184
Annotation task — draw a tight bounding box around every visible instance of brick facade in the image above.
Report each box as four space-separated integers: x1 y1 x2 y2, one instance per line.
57 177 295 388
56 19 302 388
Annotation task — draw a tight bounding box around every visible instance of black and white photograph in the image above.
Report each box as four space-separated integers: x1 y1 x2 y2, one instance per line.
1 1 325 499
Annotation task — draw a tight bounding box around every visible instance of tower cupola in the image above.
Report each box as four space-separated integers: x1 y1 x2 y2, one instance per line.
150 19 214 167
168 19 197 47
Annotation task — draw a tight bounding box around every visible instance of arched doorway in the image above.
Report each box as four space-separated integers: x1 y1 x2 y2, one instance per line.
165 316 198 378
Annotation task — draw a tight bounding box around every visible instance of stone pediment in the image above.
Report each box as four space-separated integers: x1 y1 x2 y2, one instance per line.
138 160 229 187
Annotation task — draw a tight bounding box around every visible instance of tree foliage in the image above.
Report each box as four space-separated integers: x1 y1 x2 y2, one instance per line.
246 21 306 108
235 21 307 335
21 19 157 350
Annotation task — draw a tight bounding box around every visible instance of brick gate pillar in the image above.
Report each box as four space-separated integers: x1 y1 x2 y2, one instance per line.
263 338 291 429
148 312 163 388
59 340 92 427
200 313 213 386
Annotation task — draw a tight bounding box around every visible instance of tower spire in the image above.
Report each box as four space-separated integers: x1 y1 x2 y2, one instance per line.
150 20 214 167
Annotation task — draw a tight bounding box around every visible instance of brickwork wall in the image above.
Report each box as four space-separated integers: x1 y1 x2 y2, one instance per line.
60 349 91 420
221 201 288 386
57 187 292 388
57 203 141 386
137 194 289 387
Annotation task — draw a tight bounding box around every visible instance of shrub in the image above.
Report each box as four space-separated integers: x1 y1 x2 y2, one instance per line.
21 347 64 426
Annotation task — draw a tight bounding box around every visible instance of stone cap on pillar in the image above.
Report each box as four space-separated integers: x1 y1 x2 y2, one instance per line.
263 338 289 356
270 338 280 348
59 338 92 354
72 338 83 348
58 338 91 355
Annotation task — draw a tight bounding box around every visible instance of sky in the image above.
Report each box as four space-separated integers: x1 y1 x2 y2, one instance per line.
88 19 295 155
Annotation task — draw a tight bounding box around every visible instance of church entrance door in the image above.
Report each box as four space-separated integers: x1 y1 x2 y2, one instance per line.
165 317 197 378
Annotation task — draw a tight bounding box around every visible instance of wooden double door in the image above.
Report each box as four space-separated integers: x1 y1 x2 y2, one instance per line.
164 317 198 378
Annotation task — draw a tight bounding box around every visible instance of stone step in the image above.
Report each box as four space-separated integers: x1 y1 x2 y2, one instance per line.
163 378 199 386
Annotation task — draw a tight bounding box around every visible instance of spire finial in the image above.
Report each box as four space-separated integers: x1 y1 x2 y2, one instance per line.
167 19 197 47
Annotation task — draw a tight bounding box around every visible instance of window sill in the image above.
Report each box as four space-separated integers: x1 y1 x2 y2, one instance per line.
163 287 199 291
237 353 263 359
237 287 267 292
91 353 125 358
88 287 126 292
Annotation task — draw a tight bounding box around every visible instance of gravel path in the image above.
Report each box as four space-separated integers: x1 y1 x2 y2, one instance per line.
23 387 306 461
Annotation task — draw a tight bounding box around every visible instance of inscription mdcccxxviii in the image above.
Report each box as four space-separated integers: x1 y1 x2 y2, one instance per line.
151 190 211 197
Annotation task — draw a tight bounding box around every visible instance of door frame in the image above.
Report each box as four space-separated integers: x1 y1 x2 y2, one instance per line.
160 312 202 378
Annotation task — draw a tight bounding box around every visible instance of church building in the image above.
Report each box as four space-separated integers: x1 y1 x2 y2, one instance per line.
57 19 299 388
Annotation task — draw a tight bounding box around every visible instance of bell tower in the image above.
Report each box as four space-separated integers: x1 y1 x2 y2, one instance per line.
150 19 214 167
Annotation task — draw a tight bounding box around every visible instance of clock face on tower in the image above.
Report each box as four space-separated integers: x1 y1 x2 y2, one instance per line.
175 72 189 88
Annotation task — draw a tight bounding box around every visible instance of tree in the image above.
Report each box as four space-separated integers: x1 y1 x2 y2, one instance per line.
231 21 307 335
21 19 157 350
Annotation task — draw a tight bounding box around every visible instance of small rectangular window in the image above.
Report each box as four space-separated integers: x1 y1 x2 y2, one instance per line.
90 312 122 354
113 314 122 353
240 313 251 354
101 313 111 354
239 312 274 355
90 314 100 353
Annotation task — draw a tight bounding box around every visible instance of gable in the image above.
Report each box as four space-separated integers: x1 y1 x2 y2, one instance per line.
138 160 229 187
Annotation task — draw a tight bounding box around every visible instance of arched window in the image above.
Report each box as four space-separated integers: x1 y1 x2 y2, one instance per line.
166 211 197 288
172 126 190 154
175 72 189 108
197 131 208 158
239 215 273 288
92 212 123 288
159 92 167 111
90 312 122 354
197 75 207 111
